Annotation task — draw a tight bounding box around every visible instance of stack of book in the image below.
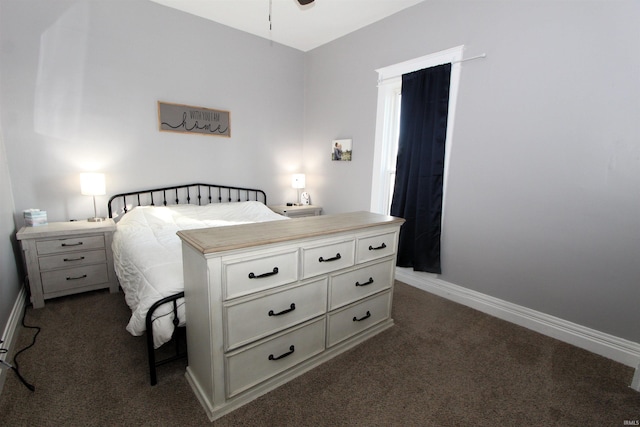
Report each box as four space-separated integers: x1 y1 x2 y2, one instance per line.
24 209 48 227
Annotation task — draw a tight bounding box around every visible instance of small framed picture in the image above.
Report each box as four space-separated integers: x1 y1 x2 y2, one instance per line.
331 139 352 161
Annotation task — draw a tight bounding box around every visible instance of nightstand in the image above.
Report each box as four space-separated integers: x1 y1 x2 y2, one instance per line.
269 205 322 218
16 219 118 308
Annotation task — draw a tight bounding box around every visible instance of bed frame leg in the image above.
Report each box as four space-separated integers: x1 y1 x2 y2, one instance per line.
145 292 186 386
147 330 158 386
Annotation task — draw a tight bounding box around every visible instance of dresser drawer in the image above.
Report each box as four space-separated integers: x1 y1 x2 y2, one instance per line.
356 231 397 264
329 259 394 310
327 290 392 347
302 239 355 279
40 263 109 293
36 235 105 256
224 278 328 351
226 317 326 398
223 249 299 300
38 249 106 271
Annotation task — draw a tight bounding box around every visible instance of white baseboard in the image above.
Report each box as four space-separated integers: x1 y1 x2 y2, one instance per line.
0 286 27 395
395 268 640 376
632 363 640 392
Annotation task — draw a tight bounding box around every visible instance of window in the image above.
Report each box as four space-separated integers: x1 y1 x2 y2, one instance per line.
373 82 401 215
370 46 464 215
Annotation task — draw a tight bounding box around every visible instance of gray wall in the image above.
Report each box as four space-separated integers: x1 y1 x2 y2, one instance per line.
0 128 20 338
0 0 304 335
1 0 305 224
304 1 640 342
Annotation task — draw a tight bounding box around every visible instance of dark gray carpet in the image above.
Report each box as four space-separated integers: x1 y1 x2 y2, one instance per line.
1 282 638 426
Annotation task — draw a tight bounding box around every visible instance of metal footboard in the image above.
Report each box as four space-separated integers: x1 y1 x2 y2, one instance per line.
145 292 186 386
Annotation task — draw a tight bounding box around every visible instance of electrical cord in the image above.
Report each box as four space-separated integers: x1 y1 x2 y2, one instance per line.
0 303 39 392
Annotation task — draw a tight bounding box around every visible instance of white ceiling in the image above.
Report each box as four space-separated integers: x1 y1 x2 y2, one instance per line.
149 0 425 52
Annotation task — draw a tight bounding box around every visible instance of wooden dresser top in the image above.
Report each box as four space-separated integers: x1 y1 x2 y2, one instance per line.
177 211 404 254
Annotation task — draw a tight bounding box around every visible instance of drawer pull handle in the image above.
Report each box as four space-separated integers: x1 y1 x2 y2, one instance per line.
248 267 279 279
353 311 371 322
318 253 341 263
369 243 387 251
61 242 83 247
355 277 374 287
268 303 296 317
66 274 87 281
63 256 85 262
268 345 295 361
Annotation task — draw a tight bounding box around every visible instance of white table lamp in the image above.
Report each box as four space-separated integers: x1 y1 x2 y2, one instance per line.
292 174 305 206
80 173 106 222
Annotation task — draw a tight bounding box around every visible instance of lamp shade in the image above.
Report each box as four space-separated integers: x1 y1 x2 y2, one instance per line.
292 174 306 189
80 173 106 196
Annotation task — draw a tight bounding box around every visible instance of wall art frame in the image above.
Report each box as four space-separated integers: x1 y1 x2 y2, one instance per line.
331 138 352 161
158 101 230 137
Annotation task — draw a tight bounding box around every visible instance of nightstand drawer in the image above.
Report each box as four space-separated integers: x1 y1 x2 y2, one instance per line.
38 249 106 271
36 235 105 255
41 264 109 293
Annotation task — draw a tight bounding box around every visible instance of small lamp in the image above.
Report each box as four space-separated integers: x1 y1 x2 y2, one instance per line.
80 173 106 222
291 173 306 206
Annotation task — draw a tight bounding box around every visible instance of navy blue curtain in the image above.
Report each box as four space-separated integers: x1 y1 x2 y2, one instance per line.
390 63 451 274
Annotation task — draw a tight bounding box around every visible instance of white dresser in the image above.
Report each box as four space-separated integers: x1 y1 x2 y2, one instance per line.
178 211 404 421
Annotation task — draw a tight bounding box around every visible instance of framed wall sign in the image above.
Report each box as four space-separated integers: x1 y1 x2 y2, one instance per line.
158 101 230 137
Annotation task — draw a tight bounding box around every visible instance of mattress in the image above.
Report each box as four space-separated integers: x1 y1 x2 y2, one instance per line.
111 201 287 348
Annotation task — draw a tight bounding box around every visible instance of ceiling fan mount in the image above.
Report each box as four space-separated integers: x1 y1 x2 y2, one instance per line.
298 0 315 5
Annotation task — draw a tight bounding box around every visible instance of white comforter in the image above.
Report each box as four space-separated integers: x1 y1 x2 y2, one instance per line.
112 202 287 348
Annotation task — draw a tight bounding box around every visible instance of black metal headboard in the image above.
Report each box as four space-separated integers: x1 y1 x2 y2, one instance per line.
108 183 267 219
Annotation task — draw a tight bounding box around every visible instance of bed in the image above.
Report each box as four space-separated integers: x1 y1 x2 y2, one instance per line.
107 183 287 385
